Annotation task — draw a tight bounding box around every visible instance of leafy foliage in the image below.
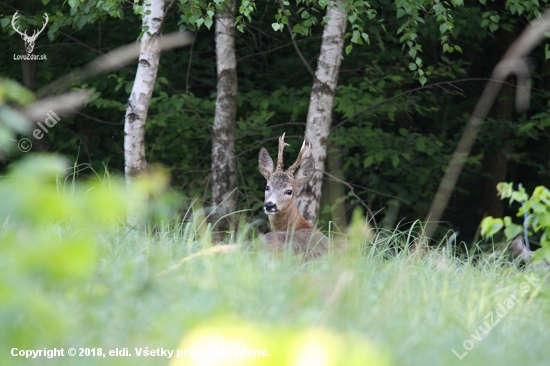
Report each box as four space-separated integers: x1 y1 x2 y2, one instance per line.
1 0 550 240
481 183 550 261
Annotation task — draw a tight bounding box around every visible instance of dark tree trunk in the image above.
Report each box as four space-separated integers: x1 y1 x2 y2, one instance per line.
481 150 508 218
325 140 347 230
19 38 49 152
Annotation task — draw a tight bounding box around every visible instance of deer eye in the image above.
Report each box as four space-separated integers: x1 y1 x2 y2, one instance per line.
265 185 270 191
285 190 293 195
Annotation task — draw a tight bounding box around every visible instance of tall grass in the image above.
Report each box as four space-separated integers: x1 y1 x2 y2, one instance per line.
1 155 549 366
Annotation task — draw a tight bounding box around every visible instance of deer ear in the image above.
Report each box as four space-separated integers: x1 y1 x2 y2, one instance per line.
295 155 314 186
258 147 274 180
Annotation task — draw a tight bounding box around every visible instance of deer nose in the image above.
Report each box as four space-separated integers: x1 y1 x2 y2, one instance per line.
264 201 278 213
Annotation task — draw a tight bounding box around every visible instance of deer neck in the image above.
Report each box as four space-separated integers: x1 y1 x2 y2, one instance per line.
269 204 313 232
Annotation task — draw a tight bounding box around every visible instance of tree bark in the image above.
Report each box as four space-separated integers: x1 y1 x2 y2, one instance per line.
326 140 347 229
211 0 238 231
124 0 165 183
481 149 508 218
297 0 347 224
19 38 36 89
19 37 50 152
480 79 514 219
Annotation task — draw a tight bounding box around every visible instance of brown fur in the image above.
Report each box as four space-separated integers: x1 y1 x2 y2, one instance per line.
508 235 550 270
264 230 328 259
509 236 534 262
269 203 313 231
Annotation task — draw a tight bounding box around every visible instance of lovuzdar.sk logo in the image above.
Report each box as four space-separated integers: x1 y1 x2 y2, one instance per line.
12 11 48 61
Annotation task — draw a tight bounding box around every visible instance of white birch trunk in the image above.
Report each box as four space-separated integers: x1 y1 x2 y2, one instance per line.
211 0 238 229
124 0 165 183
297 0 347 223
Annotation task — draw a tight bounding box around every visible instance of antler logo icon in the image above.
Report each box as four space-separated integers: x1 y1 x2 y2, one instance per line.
11 11 48 54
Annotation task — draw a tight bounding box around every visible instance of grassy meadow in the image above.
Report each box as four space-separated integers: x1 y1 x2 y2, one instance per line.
1 155 549 366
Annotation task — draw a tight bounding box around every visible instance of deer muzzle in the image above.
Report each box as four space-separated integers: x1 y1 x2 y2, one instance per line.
264 201 279 214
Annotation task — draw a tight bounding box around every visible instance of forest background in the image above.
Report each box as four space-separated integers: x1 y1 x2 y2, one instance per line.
1 0 550 244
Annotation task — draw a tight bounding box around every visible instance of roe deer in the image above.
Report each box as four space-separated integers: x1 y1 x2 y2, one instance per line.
508 235 549 270
258 133 328 258
509 236 534 262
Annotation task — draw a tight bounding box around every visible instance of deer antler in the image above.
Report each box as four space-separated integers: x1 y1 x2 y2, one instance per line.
35 13 48 38
275 132 290 172
28 13 48 41
286 139 311 175
11 11 26 37
11 12 48 40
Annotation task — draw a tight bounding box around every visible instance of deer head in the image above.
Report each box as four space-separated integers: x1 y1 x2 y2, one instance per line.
12 11 49 54
258 133 314 222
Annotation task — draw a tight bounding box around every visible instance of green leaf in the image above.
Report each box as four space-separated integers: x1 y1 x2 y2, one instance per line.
272 23 281 31
416 138 425 152
481 217 504 237
511 191 529 203
391 155 400 168
76 16 87 29
0 79 35 106
504 223 523 241
0 18 10 29
363 155 374 167
396 8 406 19
496 182 514 198
345 44 353 55
351 30 361 44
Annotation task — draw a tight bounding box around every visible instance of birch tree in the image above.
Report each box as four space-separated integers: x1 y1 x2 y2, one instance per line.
211 0 238 230
124 0 165 183
297 0 347 224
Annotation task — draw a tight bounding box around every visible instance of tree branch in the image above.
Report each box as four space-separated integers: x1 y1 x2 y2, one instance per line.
424 10 550 238
322 171 379 231
331 78 504 131
237 37 318 62
277 0 315 77
185 31 198 95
